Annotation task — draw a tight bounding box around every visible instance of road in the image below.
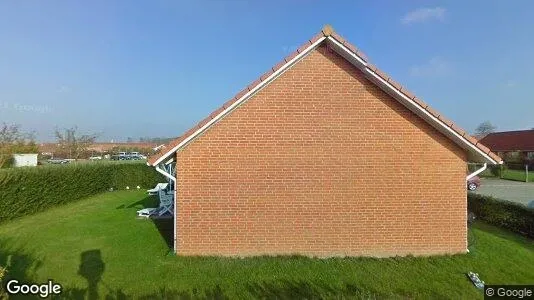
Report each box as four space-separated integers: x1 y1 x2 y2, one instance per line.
474 178 534 207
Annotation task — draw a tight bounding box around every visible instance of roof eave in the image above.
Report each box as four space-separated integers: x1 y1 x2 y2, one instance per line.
149 35 327 166
325 36 502 165
148 26 503 167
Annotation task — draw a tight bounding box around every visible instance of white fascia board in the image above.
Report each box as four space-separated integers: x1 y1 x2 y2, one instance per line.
363 70 498 164
151 36 327 166
325 37 367 67
326 37 499 165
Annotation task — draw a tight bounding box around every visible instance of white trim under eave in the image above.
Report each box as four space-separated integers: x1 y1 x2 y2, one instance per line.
151 36 327 166
325 37 499 165
325 36 367 67
364 69 498 165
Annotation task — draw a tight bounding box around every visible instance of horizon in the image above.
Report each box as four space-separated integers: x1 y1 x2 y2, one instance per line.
1 1 533 142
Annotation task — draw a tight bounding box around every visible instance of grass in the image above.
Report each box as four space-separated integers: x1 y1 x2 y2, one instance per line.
501 169 531 182
0 191 533 299
480 168 532 183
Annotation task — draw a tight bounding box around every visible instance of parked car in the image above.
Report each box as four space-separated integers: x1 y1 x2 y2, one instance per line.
47 158 69 164
116 152 129 160
467 176 481 191
127 152 139 160
89 156 102 160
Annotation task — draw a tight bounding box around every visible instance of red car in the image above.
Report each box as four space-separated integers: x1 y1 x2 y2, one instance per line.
467 176 481 191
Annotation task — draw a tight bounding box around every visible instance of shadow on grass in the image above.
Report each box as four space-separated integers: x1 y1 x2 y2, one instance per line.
78 250 105 300
7 223 527 299
0 238 43 289
0 241 471 299
0 243 381 299
152 218 174 250
114 193 174 252
0 243 226 300
115 196 158 210
473 221 534 251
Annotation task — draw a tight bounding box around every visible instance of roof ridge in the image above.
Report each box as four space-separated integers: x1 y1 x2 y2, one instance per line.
148 25 502 166
485 129 534 135
321 24 335 36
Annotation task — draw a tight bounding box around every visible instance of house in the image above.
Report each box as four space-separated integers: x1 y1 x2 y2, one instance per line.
38 142 157 156
12 153 38 167
479 129 534 167
38 143 60 156
86 142 157 153
147 25 502 257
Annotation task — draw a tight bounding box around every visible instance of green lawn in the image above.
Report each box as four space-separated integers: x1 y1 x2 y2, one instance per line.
481 168 532 183
501 169 532 182
0 191 533 299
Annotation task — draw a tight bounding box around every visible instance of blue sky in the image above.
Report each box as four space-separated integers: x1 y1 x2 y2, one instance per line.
1 1 533 142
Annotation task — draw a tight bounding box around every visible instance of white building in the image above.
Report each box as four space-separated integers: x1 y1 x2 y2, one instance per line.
13 153 38 167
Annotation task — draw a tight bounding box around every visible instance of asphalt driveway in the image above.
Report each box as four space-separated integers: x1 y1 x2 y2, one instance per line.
474 178 534 207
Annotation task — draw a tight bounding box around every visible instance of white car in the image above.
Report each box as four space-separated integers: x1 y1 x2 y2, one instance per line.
89 156 102 160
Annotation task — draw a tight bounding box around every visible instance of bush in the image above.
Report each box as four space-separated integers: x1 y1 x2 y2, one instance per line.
0 266 5 298
468 193 534 238
488 164 505 177
0 162 164 223
0 142 39 169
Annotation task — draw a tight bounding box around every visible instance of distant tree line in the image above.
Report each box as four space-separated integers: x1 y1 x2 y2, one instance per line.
1 122 180 167
137 136 175 144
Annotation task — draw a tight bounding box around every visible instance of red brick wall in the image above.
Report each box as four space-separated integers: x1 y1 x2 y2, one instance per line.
176 44 467 257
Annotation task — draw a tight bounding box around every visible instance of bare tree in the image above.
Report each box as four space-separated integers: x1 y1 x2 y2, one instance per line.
474 121 497 139
54 126 97 159
0 123 37 168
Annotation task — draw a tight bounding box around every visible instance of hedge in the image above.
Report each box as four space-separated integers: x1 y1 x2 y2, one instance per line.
0 265 5 298
468 192 534 238
0 162 164 223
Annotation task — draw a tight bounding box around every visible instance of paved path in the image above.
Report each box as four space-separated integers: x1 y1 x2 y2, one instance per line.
474 178 534 207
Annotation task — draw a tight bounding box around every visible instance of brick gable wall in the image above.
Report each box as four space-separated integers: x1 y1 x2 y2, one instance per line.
175 44 467 257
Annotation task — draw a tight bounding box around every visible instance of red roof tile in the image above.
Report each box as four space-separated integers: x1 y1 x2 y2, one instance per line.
284 51 299 63
480 130 534 152
297 41 312 54
425 106 441 119
209 106 226 119
309 32 325 44
412 97 428 109
148 25 502 166
452 124 469 137
366 63 378 73
387 78 403 92
330 32 346 45
476 143 491 154
402 89 416 100
260 69 274 81
465 135 480 146
437 115 454 127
